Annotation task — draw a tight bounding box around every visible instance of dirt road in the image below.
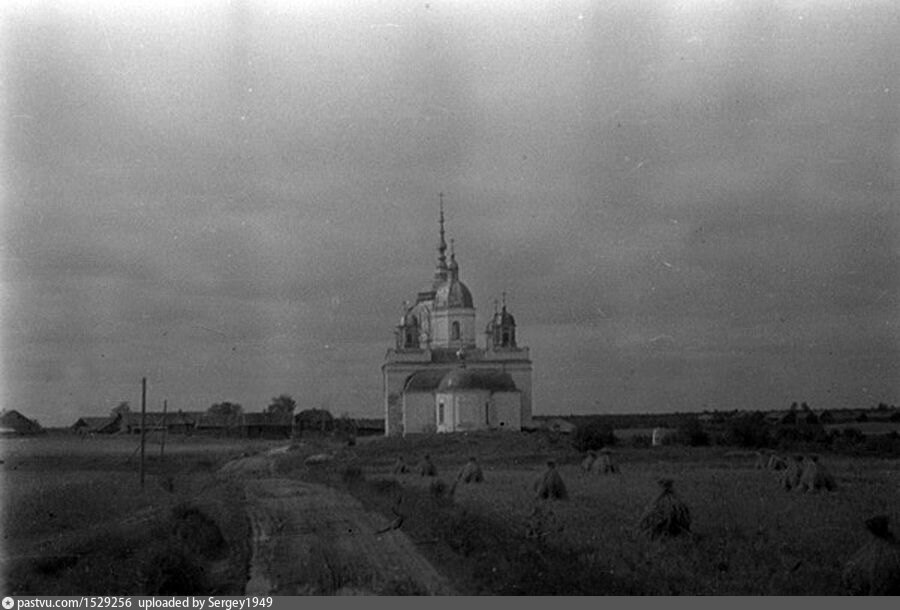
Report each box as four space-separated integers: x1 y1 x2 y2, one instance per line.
220 450 453 595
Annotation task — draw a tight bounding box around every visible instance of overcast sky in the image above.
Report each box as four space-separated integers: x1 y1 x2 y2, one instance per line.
2 0 898 426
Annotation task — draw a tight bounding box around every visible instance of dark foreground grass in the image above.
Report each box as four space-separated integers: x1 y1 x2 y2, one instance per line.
4 478 250 596
2 437 260 595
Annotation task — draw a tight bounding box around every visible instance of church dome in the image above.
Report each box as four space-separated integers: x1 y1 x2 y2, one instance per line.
437 369 517 393
434 279 474 309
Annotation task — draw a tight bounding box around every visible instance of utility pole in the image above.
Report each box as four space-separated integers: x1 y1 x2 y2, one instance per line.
140 377 147 488
160 399 168 462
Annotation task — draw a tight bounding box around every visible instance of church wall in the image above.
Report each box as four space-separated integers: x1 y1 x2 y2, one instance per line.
383 364 421 437
505 365 534 428
492 392 522 430
454 391 490 432
403 392 436 434
431 309 476 348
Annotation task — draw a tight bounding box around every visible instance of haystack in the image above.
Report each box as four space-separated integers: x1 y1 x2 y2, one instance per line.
637 479 691 540
534 460 568 500
417 454 437 477
591 448 619 474
842 515 900 595
391 457 409 475
779 455 804 491
797 455 836 492
457 457 484 483
580 451 597 473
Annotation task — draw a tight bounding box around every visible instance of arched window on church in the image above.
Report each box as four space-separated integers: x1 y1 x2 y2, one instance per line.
451 321 460 340
502 331 510 346
438 402 445 425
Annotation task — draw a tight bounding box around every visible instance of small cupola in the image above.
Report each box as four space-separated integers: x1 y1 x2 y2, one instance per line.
487 292 517 349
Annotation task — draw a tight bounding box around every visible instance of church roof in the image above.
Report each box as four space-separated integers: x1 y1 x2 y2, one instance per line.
404 369 454 392
434 278 474 309
0 409 43 435
437 369 518 393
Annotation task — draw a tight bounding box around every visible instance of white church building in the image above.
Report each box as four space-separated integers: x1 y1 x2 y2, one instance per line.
382 197 533 436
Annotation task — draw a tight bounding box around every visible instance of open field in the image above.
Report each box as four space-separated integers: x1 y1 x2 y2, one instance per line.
279 432 900 594
1 434 282 595
3 430 900 595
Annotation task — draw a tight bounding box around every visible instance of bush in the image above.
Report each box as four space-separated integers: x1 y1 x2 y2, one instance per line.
630 434 652 448
772 423 828 448
169 504 226 560
724 413 771 448
571 420 616 452
676 417 709 447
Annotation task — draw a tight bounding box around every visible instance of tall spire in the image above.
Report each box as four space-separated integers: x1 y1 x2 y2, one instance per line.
438 193 447 267
434 193 449 286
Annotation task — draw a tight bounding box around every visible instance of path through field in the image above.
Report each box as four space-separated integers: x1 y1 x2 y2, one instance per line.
219 449 453 595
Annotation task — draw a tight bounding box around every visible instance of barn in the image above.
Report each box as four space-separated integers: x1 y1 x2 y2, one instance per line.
71 415 121 434
0 410 44 436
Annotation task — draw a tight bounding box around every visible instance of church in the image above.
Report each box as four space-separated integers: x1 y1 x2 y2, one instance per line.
382 197 533 436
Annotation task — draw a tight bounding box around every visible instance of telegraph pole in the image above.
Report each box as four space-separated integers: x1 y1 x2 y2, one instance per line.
160 399 168 462
140 377 147 488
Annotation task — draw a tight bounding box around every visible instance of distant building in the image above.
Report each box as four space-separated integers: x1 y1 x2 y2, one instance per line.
113 410 290 437
382 197 534 436
0 410 43 436
72 414 122 434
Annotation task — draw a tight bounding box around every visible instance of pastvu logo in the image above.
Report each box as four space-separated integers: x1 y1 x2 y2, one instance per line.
2 596 14 609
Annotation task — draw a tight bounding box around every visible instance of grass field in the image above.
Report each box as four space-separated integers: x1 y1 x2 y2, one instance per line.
1 434 280 595
3 430 900 595
284 432 900 594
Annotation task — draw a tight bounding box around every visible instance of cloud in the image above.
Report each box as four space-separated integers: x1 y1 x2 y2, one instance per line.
2 0 899 424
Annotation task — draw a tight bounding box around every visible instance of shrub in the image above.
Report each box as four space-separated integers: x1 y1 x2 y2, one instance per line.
724 413 771 448
169 504 226 560
631 434 652 448
773 422 827 448
676 417 710 447
571 420 616 452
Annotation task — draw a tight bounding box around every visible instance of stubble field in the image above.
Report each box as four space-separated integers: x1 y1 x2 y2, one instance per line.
3 431 899 595
292 432 900 594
